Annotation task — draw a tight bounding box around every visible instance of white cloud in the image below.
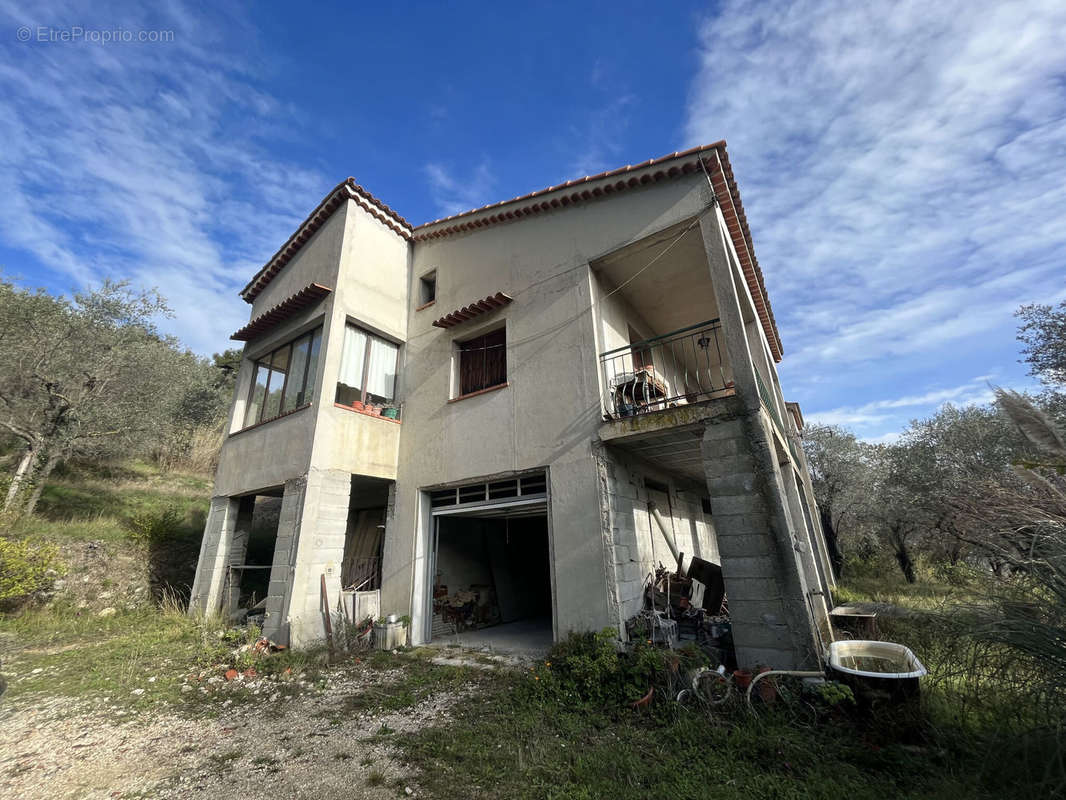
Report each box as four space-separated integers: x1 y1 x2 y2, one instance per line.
424 161 496 219
806 377 1007 435
683 0 1066 406
0 1 328 354
565 93 635 179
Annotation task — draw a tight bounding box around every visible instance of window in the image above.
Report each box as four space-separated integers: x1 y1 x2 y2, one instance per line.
419 271 436 306
335 323 400 408
457 327 506 396
243 327 322 428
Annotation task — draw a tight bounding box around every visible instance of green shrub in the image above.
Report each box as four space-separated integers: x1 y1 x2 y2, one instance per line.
0 536 62 608
126 505 183 545
529 628 708 711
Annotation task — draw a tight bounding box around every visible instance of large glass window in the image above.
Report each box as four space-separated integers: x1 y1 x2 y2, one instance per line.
335 323 399 409
242 327 322 429
458 327 506 396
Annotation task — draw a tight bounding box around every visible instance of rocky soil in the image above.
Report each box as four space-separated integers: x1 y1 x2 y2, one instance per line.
0 664 461 800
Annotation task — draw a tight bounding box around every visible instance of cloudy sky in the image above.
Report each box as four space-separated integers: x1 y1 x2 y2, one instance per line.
1 1 1063 442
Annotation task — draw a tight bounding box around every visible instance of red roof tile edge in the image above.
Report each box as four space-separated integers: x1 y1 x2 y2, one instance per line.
410 142 781 360
238 141 781 360
240 180 411 303
231 283 332 341
432 293 513 329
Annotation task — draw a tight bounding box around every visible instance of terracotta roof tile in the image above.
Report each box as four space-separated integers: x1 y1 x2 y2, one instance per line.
237 141 783 361
432 293 513 329
232 283 331 341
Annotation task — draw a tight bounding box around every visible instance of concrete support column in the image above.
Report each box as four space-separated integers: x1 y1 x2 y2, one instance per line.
701 413 821 669
188 496 238 615
699 209 760 415
286 468 352 648
262 476 306 643
224 496 256 616
796 462 837 591
780 463 822 594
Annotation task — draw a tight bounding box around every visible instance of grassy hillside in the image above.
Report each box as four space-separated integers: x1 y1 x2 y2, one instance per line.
1 462 1060 799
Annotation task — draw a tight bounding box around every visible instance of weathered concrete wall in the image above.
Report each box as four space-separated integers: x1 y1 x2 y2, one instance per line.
385 174 715 644
279 468 353 648
262 476 305 642
189 496 238 614
199 199 410 644
310 198 408 478
700 409 821 670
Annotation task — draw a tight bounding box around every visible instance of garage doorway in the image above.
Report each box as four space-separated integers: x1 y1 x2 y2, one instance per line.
427 473 554 653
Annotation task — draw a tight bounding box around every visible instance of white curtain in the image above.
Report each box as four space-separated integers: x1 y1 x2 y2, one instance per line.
365 335 398 400
338 325 367 390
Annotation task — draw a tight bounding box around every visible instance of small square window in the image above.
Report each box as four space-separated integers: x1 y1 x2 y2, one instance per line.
419 272 436 306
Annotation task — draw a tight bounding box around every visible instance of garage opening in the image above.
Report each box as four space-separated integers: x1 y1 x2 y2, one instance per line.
428 472 553 653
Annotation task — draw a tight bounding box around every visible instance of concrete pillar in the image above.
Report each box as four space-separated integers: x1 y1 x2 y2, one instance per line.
223 496 256 616
698 209 760 414
701 413 821 670
780 462 822 594
285 468 352 648
188 496 238 615
795 458 837 591
262 476 306 642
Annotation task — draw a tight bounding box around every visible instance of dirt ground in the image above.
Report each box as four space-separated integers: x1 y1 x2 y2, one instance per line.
0 666 459 800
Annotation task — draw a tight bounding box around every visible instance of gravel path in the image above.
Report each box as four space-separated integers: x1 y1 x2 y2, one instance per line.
0 666 460 800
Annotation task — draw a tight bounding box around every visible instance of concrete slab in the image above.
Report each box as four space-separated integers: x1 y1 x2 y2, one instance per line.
434 618 553 658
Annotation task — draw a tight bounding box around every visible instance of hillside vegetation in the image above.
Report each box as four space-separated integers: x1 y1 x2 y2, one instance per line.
1 460 1062 799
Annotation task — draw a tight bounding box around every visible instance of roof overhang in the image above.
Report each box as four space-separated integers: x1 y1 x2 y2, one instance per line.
231 283 332 341
234 141 782 361
411 142 782 361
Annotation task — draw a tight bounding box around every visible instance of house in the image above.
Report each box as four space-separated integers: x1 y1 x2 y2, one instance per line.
189 141 836 670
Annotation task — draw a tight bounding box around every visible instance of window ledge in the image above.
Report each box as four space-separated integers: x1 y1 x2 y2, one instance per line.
415 300 436 312
229 403 311 437
334 402 402 424
449 382 509 403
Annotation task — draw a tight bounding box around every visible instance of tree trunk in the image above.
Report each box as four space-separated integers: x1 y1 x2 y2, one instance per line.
891 528 917 584
23 453 61 516
2 445 39 515
819 507 844 579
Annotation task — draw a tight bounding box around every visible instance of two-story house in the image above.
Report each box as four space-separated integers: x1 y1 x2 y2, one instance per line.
189 141 836 670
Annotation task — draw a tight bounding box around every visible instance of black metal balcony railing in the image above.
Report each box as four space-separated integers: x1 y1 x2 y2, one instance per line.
600 319 732 419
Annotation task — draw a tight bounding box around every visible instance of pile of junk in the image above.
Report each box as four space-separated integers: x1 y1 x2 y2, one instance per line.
627 555 732 666
625 502 734 670
625 502 929 708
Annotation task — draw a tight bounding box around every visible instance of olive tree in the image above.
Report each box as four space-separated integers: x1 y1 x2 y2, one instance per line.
800 424 877 577
0 278 204 517
1017 301 1066 387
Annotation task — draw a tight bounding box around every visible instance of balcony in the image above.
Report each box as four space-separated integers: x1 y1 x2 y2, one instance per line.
599 319 734 420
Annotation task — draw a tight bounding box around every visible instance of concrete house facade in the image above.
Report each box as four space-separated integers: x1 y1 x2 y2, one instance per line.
189 141 836 670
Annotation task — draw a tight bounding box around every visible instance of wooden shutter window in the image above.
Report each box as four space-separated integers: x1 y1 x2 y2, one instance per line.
459 328 506 396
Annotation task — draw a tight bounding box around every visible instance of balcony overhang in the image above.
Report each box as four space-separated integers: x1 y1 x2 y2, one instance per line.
598 392 738 481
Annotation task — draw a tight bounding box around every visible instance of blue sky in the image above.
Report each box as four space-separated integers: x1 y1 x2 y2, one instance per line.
1 1 1064 443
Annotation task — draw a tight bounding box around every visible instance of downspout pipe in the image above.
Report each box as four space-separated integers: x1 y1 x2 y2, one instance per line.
648 501 683 572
